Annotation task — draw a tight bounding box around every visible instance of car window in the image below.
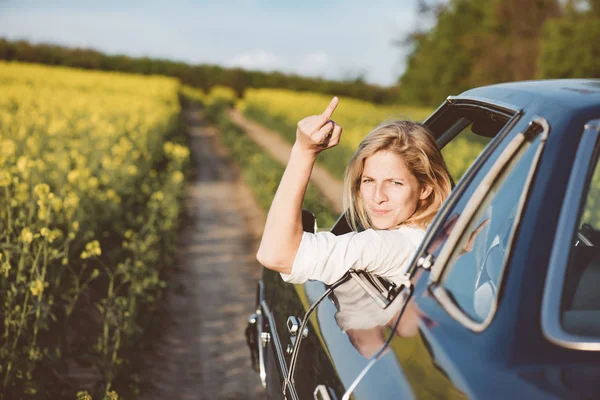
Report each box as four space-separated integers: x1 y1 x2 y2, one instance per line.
441 123 490 182
561 156 600 337
441 133 543 323
422 114 521 271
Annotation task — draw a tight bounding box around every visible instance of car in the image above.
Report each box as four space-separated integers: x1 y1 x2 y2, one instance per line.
245 79 600 399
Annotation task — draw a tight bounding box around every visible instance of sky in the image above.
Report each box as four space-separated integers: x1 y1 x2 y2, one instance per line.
0 0 424 87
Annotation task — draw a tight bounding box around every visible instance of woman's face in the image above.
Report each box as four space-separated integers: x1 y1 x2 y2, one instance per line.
360 150 427 230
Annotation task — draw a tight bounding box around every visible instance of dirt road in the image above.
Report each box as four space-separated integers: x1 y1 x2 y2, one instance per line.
140 106 266 400
227 109 344 214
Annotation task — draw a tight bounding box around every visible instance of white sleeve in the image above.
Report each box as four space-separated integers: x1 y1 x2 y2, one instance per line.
280 228 422 285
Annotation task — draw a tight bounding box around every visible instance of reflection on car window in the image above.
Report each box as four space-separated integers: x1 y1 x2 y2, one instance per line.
441 135 542 323
426 120 515 264
562 158 600 336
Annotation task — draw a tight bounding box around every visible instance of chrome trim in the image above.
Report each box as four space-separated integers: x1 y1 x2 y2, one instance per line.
286 316 308 337
261 299 300 400
446 95 521 115
429 117 549 332
314 385 333 400
584 121 600 132
542 119 600 351
255 282 267 387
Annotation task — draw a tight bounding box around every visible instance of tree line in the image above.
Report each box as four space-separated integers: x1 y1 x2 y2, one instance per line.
0 38 399 104
1 0 598 107
399 0 600 106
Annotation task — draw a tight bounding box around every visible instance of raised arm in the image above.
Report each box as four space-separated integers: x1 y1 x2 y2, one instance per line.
256 97 342 274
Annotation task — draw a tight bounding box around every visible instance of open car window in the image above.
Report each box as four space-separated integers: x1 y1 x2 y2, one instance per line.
425 101 516 184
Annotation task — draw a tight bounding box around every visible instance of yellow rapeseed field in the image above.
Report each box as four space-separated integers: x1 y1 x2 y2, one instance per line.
239 88 487 181
240 88 432 149
0 61 188 397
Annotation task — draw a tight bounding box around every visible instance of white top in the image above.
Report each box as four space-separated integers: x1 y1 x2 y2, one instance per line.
333 278 408 332
281 225 426 285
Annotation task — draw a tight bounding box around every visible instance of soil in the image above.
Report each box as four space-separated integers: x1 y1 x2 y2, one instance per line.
227 109 344 214
138 105 266 400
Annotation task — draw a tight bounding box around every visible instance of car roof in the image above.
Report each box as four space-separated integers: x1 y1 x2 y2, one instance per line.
458 79 600 116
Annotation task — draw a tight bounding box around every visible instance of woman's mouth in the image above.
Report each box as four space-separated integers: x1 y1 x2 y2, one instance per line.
371 209 390 216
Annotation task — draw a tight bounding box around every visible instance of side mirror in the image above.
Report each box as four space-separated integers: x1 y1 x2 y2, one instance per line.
301 209 317 234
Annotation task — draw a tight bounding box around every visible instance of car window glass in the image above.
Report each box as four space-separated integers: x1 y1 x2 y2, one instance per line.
425 119 519 264
441 134 542 323
561 157 600 337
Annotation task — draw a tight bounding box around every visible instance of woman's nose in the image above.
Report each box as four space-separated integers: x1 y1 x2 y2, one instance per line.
373 184 387 203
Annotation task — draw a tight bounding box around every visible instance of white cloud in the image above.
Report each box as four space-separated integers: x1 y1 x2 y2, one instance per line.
298 51 330 78
228 49 287 72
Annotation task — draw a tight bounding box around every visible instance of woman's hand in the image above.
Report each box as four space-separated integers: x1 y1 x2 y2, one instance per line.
295 96 343 156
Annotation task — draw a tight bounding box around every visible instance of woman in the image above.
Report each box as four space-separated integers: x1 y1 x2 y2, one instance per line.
256 97 452 285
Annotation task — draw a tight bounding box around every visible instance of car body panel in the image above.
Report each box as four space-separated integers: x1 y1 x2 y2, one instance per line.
247 79 600 399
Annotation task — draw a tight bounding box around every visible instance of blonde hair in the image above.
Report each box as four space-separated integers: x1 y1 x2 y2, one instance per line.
343 120 452 231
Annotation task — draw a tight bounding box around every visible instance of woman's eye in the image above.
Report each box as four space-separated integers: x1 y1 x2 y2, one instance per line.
392 181 403 185
362 178 373 183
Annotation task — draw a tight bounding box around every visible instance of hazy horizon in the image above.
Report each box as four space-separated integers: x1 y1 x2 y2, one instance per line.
0 0 426 86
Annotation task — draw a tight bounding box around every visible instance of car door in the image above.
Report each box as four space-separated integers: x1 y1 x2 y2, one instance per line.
281 97 524 400
256 209 349 400
379 104 557 398
254 96 523 399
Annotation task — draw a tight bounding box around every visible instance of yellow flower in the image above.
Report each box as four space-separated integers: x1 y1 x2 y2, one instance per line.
88 176 99 189
67 170 80 184
29 279 44 296
105 390 119 400
76 391 92 400
16 156 28 173
0 171 11 187
81 240 101 259
0 139 16 157
50 197 63 212
0 260 11 276
171 171 184 184
40 228 61 243
151 191 164 202
64 192 80 210
34 183 50 198
21 228 33 244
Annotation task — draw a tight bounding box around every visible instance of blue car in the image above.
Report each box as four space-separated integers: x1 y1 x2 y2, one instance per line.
246 80 600 399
